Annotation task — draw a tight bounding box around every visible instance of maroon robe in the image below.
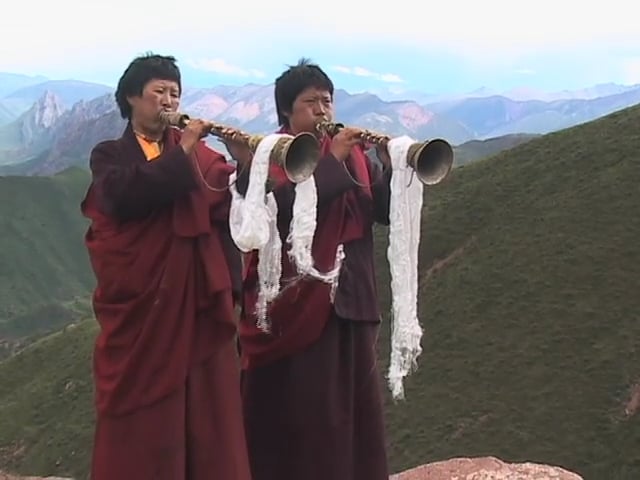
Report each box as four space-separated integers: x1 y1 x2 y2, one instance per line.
80 123 251 480
237 132 392 480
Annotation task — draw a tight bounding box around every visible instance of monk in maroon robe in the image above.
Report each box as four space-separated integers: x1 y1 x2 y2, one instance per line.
230 58 392 480
80 53 252 480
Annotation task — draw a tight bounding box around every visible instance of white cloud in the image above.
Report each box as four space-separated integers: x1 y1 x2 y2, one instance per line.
179 0 639 61
332 65 403 83
515 68 536 75
1 0 639 78
186 58 265 79
324 1 637 58
621 58 640 85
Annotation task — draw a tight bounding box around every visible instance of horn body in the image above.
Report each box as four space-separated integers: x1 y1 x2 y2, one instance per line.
160 111 321 184
316 120 454 185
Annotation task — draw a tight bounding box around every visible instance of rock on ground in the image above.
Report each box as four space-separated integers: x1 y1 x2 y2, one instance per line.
0 475 71 480
390 456 584 480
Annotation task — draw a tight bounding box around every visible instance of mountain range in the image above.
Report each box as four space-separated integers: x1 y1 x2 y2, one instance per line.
371 82 640 104
0 71 639 176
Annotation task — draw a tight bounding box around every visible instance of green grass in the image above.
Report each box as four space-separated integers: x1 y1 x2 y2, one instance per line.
0 104 639 479
0 321 96 477
452 133 540 166
374 103 640 479
0 166 94 338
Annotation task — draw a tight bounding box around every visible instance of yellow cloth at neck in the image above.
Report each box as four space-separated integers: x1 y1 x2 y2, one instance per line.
135 132 163 161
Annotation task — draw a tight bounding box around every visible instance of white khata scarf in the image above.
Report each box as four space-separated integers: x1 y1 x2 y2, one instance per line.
385 135 425 401
229 133 424 401
228 133 343 333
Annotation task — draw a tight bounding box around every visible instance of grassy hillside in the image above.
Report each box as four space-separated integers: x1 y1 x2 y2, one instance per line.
376 103 640 479
453 133 539 166
0 321 96 476
0 104 639 479
0 167 94 341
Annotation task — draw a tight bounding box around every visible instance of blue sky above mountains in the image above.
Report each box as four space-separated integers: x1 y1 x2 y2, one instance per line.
2 0 639 95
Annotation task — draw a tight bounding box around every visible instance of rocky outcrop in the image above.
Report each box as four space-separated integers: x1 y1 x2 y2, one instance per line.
20 90 65 144
391 457 583 479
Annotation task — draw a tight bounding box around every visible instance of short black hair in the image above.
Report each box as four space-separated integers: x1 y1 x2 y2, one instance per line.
274 58 334 127
114 52 182 119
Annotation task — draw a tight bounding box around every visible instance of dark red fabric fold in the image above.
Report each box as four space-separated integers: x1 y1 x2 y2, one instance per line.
81 128 237 416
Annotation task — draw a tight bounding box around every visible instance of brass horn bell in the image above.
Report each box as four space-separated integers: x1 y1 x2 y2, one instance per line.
406 139 454 186
316 120 454 186
160 111 321 184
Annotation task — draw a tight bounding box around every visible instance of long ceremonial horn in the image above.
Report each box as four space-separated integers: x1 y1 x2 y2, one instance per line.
316 120 454 185
160 111 321 184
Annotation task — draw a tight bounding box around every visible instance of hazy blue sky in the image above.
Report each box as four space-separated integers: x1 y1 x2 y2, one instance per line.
2 0 639 94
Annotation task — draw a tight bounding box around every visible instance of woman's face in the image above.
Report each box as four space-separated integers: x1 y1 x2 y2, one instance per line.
128 78 180 135
286 86 333 136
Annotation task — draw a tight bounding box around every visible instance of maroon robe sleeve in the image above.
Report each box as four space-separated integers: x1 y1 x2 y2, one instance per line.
214 213 243 304
370 162 392 226
89 140 198 222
